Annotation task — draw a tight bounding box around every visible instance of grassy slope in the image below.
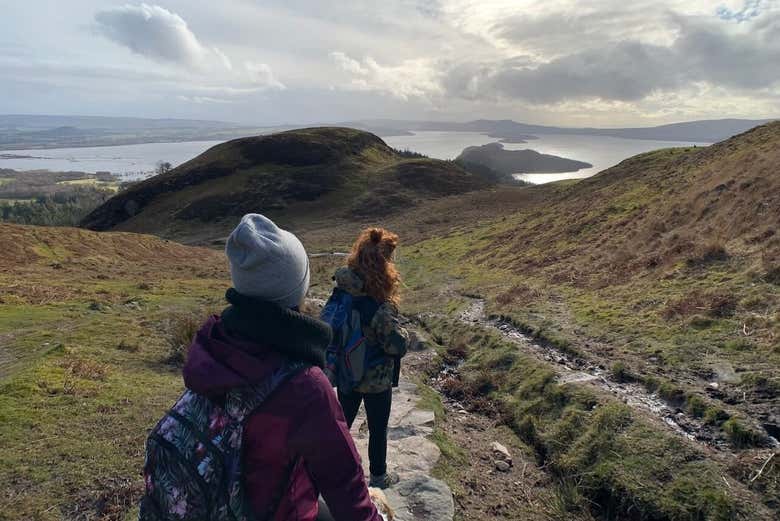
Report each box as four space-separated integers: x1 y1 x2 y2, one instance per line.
398 124 779 437
277 129 778 519
0 224 229 519
377 125 779 518
3 124 778 520
417 317 776 520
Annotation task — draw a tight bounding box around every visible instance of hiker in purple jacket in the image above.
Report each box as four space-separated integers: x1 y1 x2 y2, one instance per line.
182 214 381 521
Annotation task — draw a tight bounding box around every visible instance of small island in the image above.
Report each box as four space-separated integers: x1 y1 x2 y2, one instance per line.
486 134 539 144
456 142 592 174
499 137 534 144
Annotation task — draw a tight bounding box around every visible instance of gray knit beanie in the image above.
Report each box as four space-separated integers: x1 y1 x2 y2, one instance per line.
225 214 310 309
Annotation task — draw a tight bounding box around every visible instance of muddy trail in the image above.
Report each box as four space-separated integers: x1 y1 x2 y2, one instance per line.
431 297 779 454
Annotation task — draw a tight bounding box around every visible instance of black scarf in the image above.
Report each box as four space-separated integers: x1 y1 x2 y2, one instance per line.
220 288 332 368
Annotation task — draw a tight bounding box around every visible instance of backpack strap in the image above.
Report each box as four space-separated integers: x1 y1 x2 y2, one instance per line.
225 360 309 521
260 455 300 521
225 360 309 422
351 295 380 327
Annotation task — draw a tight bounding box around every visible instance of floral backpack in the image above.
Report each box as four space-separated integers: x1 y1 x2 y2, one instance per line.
139 361 307 521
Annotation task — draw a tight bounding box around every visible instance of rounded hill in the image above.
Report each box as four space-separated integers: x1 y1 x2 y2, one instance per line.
81 127 496 241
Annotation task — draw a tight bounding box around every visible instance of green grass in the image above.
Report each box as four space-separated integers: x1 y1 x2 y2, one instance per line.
416 316 770 519
0 293 221 519
57 178 120 191
0 225 229 519
415 381 468 489
397 214 777 448
0 198 36 204
3 123 779 519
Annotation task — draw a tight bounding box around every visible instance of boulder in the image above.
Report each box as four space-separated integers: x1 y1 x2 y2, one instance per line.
386 474 455 521
491 441 512 464
494 460 511 472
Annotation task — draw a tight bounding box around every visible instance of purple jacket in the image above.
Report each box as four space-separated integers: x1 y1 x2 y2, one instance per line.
182 290 380 521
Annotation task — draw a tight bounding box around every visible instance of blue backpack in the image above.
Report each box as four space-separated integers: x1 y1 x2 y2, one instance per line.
320 288 385 391
139 361 306 521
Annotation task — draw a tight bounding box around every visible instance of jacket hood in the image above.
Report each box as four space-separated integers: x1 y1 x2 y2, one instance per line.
334 267 365 295
182 288 332 397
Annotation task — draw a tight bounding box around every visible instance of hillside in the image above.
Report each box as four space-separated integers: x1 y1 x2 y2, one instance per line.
0 223 226 377
448 121 780 285
81 127 493 242
401 122 780 446
3 124 779 520
0 224 231 519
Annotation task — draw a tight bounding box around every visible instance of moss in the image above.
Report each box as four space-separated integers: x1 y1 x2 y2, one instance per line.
416 380 446 421
660 470 736 521
657 382 686 405
704 407 731 426
610 361 631 382
418 317 753 519
722 418 765 448
643 376 661 393
725 338 754 351
415 381 468 491
685 394 707 418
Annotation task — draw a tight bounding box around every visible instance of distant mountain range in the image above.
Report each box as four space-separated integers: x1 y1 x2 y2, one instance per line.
343 118 777 143
0 115 273 150
0 114 775 150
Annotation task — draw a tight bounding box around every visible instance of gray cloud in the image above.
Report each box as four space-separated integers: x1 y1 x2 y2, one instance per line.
494 42 677 103
493 6 675 57
2 1 779 125
90 4 283 96
444 11 780 104
676 17 780 88
94 3 206 65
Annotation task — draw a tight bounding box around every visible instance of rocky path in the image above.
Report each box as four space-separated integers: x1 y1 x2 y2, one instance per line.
350 379 454 521
307 292 454 521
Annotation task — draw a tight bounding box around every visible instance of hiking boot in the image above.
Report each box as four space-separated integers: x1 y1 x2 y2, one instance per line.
369 472 399 489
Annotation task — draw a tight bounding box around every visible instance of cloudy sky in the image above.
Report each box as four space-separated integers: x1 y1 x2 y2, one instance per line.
1 0 779 126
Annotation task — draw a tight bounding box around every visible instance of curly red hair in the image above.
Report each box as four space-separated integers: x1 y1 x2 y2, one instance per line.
347 227 401 306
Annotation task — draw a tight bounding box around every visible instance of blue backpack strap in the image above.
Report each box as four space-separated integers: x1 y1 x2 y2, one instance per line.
321 289 353 386
351 295 380 327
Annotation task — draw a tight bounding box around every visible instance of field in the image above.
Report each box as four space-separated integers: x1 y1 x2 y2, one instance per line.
0 198 36 205
0 170 125 226
57 178 120 191
0 224 228 519
1 124 778 520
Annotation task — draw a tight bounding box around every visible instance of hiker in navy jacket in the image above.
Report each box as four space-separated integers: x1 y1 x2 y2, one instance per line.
334 228 409 489
181 214 381 521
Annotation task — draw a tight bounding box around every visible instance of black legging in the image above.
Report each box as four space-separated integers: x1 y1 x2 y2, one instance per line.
337 388 392 477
